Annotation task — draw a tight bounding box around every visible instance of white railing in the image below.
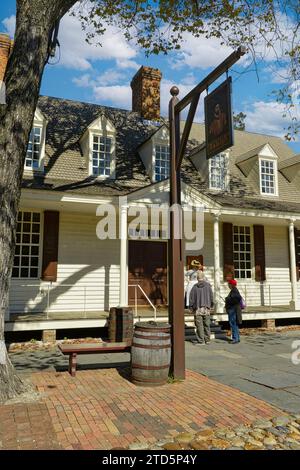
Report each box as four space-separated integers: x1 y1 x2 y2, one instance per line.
128 284 157 319
18 282 157 320
15 281 291 321
20 283 101 319
238 283 273 309
217 282 294 313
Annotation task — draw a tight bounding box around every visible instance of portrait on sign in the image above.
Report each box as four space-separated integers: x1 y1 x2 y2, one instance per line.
204 77 233 159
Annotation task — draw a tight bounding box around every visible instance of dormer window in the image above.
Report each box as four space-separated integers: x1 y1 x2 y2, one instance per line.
155 144 169 182
137 124 169 183
24 108 46 172
80 114 116 179
25 127 42 170
92 135 112 177
260 159 276 195
209 152 228 190
236 143 279 197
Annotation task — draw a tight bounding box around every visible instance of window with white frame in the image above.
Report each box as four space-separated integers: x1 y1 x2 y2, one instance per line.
260 159 276 195
209 152 228 190
92 134 112 177
155 145 170 182
233 225 252 279
25 126 42 170
12 211 41 279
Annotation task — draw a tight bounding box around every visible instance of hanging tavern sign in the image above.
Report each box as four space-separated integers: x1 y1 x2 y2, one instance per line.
204 77 233 159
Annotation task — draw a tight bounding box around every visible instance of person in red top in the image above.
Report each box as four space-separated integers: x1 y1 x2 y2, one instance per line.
225 279 242 344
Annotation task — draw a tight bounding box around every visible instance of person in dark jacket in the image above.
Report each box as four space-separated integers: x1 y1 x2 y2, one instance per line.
189 271 214 345
225 279 242 344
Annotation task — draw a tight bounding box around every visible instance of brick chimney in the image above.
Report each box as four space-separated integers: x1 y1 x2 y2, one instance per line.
0 33 13 82
131 66 162 120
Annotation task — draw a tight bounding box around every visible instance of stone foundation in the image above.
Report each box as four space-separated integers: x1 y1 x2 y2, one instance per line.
42 329 56 343
261 319 276 329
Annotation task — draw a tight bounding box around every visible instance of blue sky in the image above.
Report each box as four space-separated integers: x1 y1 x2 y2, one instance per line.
1 0 299 153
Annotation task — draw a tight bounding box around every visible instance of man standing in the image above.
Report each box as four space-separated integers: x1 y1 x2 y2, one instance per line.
189 271 214 345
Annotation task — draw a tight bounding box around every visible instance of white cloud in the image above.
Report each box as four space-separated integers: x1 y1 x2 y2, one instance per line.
171 33 234 70
72 74 92 88
1 12 139 72
244 100 299 138
249 12 295 64
93 85 132 109
73 68 126 89
58 14 138 70
116 58 139 70
2 15 16 37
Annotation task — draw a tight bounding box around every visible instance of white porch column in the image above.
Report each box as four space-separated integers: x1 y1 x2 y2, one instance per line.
119 205 128 307
289 218 299 310
213 212 222 313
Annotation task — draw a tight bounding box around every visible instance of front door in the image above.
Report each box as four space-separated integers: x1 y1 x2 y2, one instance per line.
128 241 168 307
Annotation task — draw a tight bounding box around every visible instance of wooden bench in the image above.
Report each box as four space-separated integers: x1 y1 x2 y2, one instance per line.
58 342 131 376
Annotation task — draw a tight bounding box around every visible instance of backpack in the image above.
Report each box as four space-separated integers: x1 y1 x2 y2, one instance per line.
240 296 246 310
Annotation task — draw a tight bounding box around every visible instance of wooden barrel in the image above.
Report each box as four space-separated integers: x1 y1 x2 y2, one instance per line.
108 307 134 345
131 321 171 386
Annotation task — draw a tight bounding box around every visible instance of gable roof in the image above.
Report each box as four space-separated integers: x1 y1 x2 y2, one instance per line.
21 95 300 215
22 95 155 196
235 143 273 164
279 154 300 170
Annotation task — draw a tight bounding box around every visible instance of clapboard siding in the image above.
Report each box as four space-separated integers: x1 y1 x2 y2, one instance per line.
264 225 293 305
9 212 120 314
9 217 299 316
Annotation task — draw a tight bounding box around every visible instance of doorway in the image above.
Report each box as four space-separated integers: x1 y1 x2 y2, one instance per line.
128 241 168 307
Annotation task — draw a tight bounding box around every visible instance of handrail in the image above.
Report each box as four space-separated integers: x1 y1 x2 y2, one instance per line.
128 284 157 320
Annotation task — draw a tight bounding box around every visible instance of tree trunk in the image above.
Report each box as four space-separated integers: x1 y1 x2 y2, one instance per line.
0 0 75 402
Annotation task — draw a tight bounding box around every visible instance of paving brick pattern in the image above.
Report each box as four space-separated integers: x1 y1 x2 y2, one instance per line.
0 368 283 450
0 403 61 450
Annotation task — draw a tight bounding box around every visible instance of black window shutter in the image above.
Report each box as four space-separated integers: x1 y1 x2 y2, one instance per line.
41 211 59 282
253 225 266 282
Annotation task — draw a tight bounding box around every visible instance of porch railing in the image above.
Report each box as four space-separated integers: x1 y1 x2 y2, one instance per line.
17 282 157 320
13 280 293 321
128 284 157 320
238 283 273 309
20 283 101 319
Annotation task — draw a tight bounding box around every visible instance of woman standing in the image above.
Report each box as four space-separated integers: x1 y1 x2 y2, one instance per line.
225 279 242 344
185 260 202 308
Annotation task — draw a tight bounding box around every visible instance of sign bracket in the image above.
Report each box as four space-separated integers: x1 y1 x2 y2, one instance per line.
168 46 246 380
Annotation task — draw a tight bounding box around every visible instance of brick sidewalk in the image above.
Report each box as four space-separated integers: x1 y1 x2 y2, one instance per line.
0 368 283 450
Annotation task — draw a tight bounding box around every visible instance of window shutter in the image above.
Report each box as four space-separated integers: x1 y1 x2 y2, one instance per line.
41 211 59 282
253 225 266 282
223 222 234 281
